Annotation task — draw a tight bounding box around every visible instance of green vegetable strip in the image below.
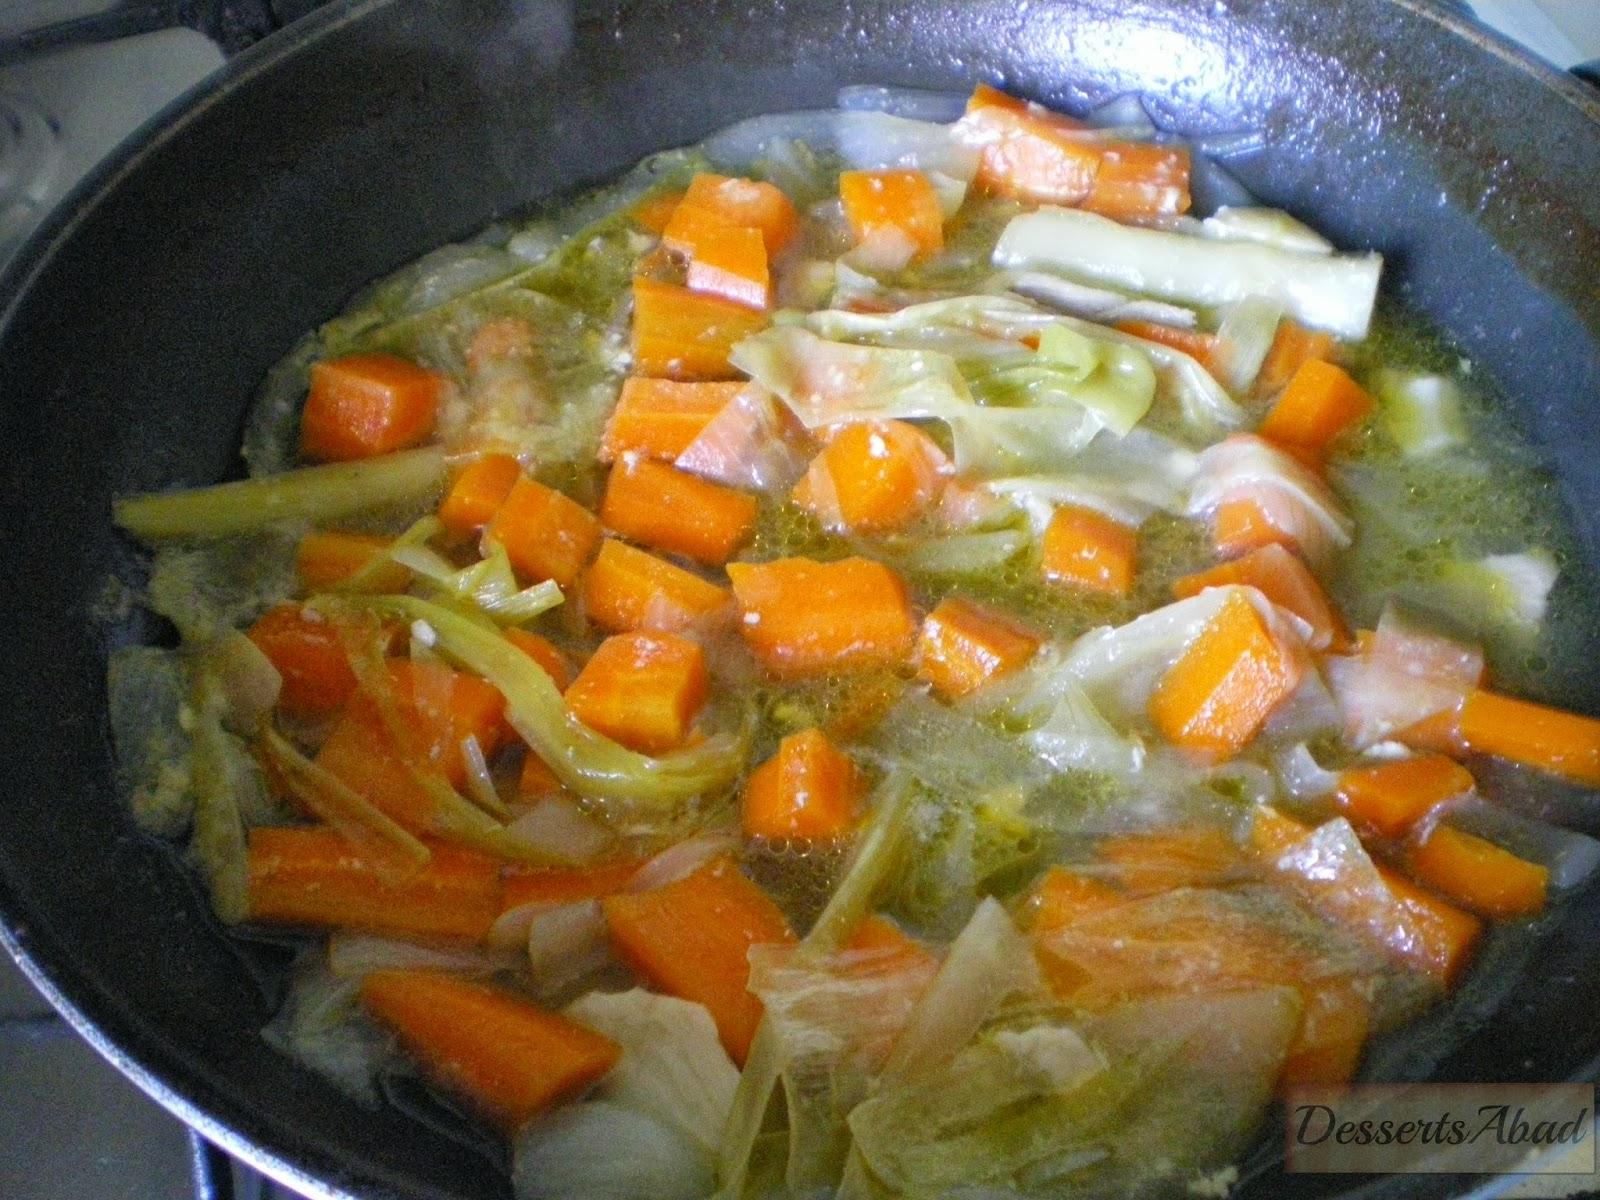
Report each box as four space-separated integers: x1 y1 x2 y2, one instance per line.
114 447 446 542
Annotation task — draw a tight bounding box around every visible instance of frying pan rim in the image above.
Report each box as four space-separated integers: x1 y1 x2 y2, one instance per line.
0 1 1597 1197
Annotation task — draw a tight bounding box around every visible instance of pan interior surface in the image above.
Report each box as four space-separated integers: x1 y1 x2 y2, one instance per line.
0 1 1597 1197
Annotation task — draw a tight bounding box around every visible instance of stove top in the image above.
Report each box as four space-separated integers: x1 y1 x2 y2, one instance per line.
1 3 1597 1198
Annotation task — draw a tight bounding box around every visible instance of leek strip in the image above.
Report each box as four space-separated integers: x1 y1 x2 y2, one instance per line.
114 447 446 542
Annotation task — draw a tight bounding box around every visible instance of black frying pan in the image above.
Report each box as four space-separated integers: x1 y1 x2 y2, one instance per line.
1 1 1598 1197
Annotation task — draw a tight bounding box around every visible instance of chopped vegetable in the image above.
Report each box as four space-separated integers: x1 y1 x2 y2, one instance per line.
839 168 945 263
564 632 710 755
1376 369 1467 457
678 172 799 257
247 603 358 717
1112 319 1220 377
1326 606 1485 747
1172 544 1349 652
631 278 768 380
599 378 742 464
247 827 502 942
1257 358 1372 459
631 187 686 235
1041 503 1139 596
727 556 916 676
1408 825 1549 919
1336 754 1475 839
1256 318 1337 398
1189 434 1354 565
487 475 603 587
742 728 862 840
1458 689 1600 788
601 456 757 567
916 596 1041 700
295 530 411 593
663 200 772 311
674 384 814 494
791 418 948 534
360 970 621 1130
439 452 523 537
601 856 795 1063
505 628 572 691
300 353 446 462
502 858 644 911
582 538 731 634
1148 589 1303 759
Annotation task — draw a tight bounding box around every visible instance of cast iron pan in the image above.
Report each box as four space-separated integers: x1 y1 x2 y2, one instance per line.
0 1 1597 1197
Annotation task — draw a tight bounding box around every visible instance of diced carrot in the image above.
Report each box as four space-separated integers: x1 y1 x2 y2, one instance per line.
438 453 522 537
504 628 571 692
1284 978 1371 1087
741 728 862 840
727 556 916 676
518 750 563 800
1376 866 1483 985
1256 319 1336 399
248 603 358 717
486 476 603 587
1249 805 1315 859
844 914 933 961
600 455 758 566
583 538 731 634
1041 504 1138 596
839 169 945 260
1408 826 1548 919
300 353 444 462
680 173 799 257
1172 543 1350 652
599 378 742 464
631 187 685 235
360 970 621 1131
1097 827 1246 895
916 596 1041 700
601 856 795 1063
959 84 1190 220
296 531 411 593
792 419 947 535
501 858 644 912
1149 591 1303 759
1458 689 1600 787
631 278 769 381
246 826 502 941
1336 755 1474 840
1395 705 1468 757
1114 320 1220 375
1258 359 1372 457
316 659 508 831
465 318 537 372
1026 867 1126 935
1213 495 1297 559
564 632 709 755
663 202 772 311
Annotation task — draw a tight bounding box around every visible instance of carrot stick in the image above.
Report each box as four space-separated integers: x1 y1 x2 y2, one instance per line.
247 826 500 941
663 202 772 311
296 531 411 594
1171 543 1350 652
1336 754 1474 839
600 856 795 1063
1096 826 1245 894
1257 359 1372 457
600 455 758 566
1041 504 1138 596
563 631 710 755
791 419 947 535
839 169 946 260
916 596 1041 700
582 538 731 634
726 556 916 676
1148 591 1302 759
679 173 799 257
1407 825 1548 918
360 970 621 1131
1458 689 1600 787
439 453 522 537
248 603 358 717
486 475 604 587
1114 320 1220 376
741 728 862 840
599 378 742 464
631 278 768 380
301 353 445 462
1256 319 1336 399
501 858 645 912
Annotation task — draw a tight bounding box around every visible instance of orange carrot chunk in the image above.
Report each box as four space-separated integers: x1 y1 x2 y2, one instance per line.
360 970 621 1131
501 858 645 912
1114 320 1220 376
1377 866 1483 986
741 728 862 840
631 187 686 235
680 173 799 257
663 202 772 311
600 455 758 566
439 453 522 538
1212 495 1300 560
246 826 502 942
1149 591 1302 759
248 604 359 717
315 660 508 832
727 556 916 676
1407 826 1548 919
504 628 571 692
486 476 603 587
300 353 444 462
1256 319 1336 399
1041 504 1138 596
792 419 947 535
1258 359 1372 457
583 538 731 634
1283 978 1371 1088
1097 826 1245 895
1172 543 1350 652
916 596 1041 700
1026 867 1127 935
1458 689 1600 787
599 378 742 464
601 856 795 1063
564 631 709 755
1336 755 1475 840
839 169 945 260
631 278 768 380
1394 705 1469 757
296 531 411 594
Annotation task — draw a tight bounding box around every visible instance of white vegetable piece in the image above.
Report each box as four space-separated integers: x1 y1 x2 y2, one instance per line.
1199 206 1335 255
994 207 1383 339
1376 369 1468 457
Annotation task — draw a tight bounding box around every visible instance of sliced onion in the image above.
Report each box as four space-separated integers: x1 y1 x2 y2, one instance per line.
527 900 613 996
626 832 739 894
1212 295 1285 394
503 795 616 864
1272 743 1341 802
327 933 516 980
